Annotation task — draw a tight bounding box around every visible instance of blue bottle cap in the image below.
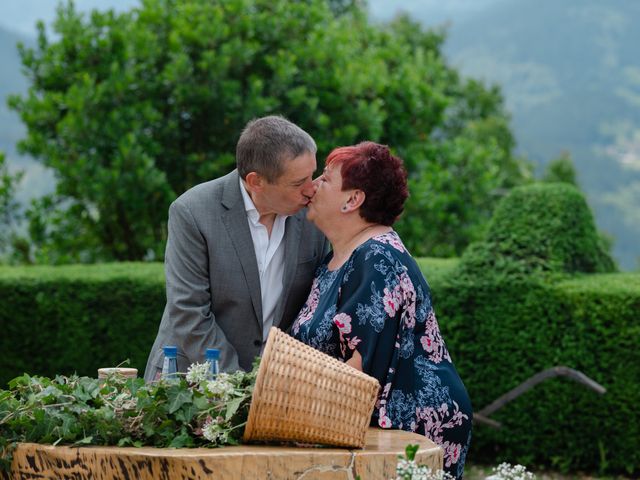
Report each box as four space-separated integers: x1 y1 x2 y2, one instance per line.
205 348 220 360
163 345 178 357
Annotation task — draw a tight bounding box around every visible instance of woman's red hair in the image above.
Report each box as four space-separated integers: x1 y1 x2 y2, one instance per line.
326 142 408 226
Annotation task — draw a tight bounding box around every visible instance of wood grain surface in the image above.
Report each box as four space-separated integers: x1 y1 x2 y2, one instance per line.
7 428 443 479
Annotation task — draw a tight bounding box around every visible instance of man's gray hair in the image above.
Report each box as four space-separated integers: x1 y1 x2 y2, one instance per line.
236 115 317 183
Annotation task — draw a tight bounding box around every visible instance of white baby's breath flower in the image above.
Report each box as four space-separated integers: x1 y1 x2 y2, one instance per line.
186 361 211 384
486 462 536 480
395 459 454 480
201 416 229 444
201 417 218 442
206 373 235 398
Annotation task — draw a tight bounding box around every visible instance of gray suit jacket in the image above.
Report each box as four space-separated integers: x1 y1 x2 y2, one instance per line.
144 170 328 381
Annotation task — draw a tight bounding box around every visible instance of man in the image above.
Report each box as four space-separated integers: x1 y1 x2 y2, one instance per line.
144 116 328 381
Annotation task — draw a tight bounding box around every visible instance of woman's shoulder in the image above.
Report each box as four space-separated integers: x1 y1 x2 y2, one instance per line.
371 231 409 254
349 231 410 267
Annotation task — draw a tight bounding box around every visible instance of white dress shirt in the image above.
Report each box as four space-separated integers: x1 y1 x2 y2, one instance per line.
239 179 288 347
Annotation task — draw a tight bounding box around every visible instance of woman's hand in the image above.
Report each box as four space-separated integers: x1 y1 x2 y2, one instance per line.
346 350 363 371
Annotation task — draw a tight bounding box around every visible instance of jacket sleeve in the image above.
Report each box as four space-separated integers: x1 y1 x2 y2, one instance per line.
163 200 241 373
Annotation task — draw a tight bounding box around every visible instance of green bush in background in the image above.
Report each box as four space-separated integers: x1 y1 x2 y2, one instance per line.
457 182 616 279
0 263 164 385
437 183 637 475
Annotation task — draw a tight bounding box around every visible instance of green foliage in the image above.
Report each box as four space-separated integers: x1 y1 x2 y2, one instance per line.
541 152 578 186
433 183 636 475
457 183 616 279
0 364 258 471
0 262 164 387
436 273 640 476
0 257 638 474
8 0 529 263
0 152 23 258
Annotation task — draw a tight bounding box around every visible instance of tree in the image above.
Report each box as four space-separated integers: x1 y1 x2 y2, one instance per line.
542 151 578 185
9 0 530 263
0 152 23 261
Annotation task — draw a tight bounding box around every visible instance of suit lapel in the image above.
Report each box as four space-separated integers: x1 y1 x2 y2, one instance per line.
274 214 302 327
221 171 263 326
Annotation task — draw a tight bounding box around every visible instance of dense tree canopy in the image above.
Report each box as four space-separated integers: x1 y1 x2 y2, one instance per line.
9 0 530 263
0 152 23 259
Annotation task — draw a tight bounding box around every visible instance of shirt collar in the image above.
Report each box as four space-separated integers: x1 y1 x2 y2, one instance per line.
239 178 259 223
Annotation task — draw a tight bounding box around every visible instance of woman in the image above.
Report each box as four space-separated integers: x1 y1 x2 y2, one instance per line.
291 141 472 479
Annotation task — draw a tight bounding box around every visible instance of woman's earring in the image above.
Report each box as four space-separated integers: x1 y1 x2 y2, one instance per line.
341 205 348 212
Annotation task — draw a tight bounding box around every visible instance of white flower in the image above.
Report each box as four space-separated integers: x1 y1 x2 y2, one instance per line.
394 459 454 480
486 462 536 480
186 361 211 384
206 373 235 399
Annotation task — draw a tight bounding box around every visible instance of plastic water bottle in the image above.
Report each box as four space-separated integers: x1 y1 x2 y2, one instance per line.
205 348 220 380
161 345 178 381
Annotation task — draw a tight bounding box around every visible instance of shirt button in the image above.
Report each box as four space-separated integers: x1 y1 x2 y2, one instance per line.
254 340 262 347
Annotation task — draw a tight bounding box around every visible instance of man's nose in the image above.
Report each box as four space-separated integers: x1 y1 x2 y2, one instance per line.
303 180 317 197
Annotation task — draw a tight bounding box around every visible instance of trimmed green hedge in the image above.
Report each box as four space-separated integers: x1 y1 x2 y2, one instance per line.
436 184 638 476
0 263 165 386
437 274 640 475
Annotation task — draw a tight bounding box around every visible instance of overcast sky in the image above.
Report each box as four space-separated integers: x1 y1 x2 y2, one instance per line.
0 0 506 38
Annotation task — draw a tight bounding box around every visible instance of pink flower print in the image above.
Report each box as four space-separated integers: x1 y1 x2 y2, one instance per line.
378 411 392 429
293 279 320 334
420 309 451 363
382 382 392 398
383 284 402 317
333 313 352 335
376 232 407 253
443 441 462 467
346 336 361 351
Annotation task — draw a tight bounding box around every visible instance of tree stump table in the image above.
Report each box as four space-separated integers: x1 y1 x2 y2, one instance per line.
7 428 443 479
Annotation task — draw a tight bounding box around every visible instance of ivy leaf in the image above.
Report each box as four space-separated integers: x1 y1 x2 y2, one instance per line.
192 394 210 410
225 397 244 422
169 431 192 448
175 403 198 424
167 388 193 414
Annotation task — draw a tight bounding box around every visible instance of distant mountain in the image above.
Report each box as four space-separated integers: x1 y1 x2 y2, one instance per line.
443 0 640 269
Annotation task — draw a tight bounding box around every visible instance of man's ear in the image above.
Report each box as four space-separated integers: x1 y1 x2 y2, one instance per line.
245 172 264 191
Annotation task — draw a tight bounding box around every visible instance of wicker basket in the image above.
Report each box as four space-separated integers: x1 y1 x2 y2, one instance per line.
243 327 380 448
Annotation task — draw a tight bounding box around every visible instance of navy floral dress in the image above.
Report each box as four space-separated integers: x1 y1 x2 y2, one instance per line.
291 232 472 479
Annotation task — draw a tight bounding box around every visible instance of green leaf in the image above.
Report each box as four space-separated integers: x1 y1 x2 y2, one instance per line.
405 444 419 461
167 388 193 415
74 436 94 445
224 397 244 422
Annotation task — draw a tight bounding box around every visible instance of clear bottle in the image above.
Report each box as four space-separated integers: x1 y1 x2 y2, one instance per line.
205 348 220 380
161 345 178 381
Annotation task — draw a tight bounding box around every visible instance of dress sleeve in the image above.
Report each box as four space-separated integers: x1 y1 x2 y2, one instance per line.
333 246 399 383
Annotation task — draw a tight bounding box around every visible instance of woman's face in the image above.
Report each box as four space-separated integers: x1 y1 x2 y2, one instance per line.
306 162 348 225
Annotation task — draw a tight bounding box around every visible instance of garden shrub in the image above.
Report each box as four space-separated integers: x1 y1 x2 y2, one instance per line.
0 263 164 387
436 183 638 475
457 183 616 279
437 273 640 475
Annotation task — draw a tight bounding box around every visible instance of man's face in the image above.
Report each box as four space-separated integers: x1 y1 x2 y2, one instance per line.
258 151 317 216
